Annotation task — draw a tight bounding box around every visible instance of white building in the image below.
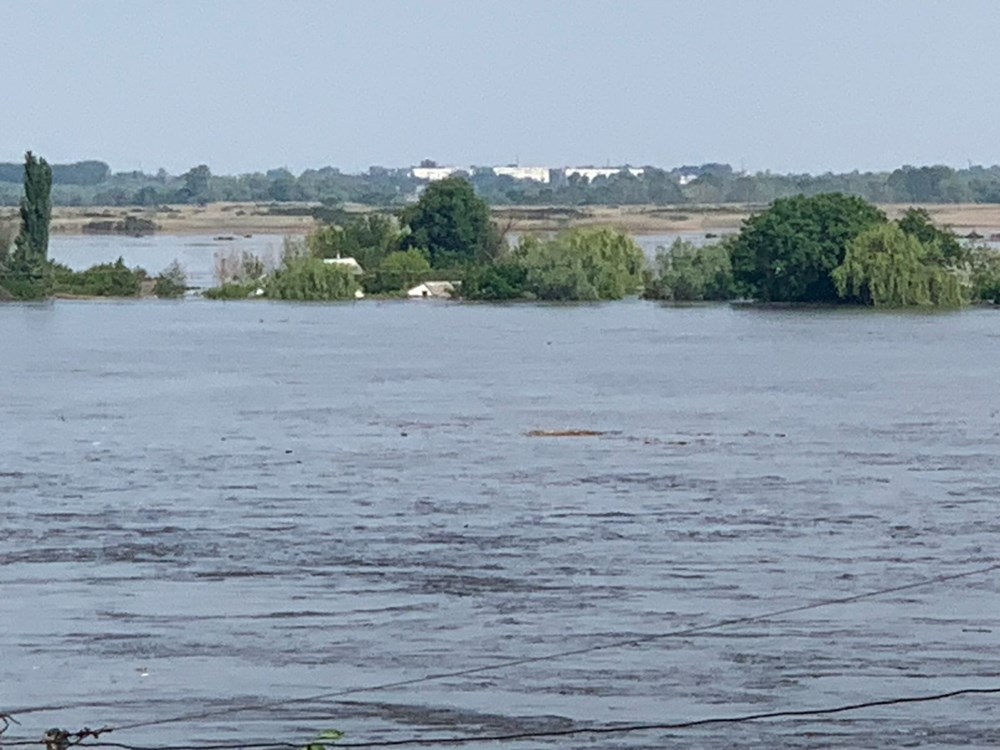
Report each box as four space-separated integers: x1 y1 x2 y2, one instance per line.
411 166 465 181
564 167 645 182
492 166 551 183
407 281 457 299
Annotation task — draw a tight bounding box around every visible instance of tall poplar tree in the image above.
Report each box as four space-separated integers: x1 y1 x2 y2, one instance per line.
2 152 53 298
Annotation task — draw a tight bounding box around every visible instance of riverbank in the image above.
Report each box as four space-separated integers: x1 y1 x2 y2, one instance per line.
8 202 1000 238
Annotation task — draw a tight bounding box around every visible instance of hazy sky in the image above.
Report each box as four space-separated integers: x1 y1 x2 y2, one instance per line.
3 0 998 175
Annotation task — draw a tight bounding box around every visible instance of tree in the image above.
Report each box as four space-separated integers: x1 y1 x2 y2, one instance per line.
1 152 53 299
896 207 965 265
512 228 645 301
729 193 885 303
154 260 188 298
400 177 498 267
832 223 963 307
369 249 431 293
645 238 734 301
308 213 400 271
180 164 212 203
267 256 359 301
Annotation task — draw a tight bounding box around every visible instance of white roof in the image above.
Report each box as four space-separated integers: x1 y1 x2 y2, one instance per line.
323 256 364 274
407 281 456 298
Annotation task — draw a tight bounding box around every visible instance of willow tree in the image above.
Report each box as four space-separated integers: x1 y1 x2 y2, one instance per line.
833 223 964 307
1 152 53 299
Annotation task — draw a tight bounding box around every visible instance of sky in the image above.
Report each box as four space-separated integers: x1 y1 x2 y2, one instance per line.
2 0 998 176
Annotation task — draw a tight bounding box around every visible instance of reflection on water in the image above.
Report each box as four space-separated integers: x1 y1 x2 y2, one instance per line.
1 301 999 749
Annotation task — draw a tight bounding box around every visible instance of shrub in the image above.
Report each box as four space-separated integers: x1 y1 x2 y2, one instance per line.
645 238 734 301
52 257 145 297
154 260 187 298
267 256 359 301
367 249 431 293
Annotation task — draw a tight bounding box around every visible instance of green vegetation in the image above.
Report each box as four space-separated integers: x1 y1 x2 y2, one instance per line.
400 177 500 266
644 238 734 301
730 194 886 303
308 213 400 271
52 258 146 297
1 152 53 299
154 260 187 298
268 255 359 301
462 228 644 301
368 249 432 295
968 245 1000 303
832 224 964 307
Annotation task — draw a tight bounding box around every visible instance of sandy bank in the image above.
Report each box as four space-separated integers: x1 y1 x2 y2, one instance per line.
7 201 1000 238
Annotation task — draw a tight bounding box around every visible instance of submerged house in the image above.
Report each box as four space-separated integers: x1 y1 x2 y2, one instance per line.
407 281 457 299
322 256 364 275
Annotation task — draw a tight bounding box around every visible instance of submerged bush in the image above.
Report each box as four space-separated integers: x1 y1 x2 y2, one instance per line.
645 238 734 301
267 256 359 300
153 260 188 298
203 281 260 300
52 257 145 297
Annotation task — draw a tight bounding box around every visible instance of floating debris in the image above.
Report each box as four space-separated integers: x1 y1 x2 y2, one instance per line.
526 429 606 438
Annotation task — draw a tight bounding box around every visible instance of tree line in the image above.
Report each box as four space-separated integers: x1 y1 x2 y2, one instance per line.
4 157 998 306
205 177 1000 307
5 160 1000 207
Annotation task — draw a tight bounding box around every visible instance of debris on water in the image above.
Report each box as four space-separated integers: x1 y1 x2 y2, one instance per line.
526 429 606 438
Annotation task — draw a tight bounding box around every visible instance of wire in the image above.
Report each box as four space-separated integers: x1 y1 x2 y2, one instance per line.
3 686 999 749
93 560 998 733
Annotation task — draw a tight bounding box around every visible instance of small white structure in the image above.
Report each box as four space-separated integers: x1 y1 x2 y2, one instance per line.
407 281 456 299
411 166 464 181
323 256 364 275
492 166 551 183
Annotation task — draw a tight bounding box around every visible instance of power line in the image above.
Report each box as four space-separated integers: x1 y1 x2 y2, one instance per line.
63 560 1000 734
3 686 999 749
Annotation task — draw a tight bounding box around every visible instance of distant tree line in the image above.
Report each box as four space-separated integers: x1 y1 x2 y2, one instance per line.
6 160 1000 207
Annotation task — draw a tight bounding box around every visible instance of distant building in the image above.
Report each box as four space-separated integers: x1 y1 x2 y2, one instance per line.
411 167 465 181
492 166 551 183
564 167 645 182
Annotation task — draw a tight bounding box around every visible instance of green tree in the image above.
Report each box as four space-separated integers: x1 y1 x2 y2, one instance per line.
1 152 53 299
154 260 188 298
369 249 431 293
968 245 1000 303
180 164 212 203
730 193 886 302
461 261 528 300
267 256 359 301
309 213 400 271
832 223 964 307
512 228 645 301
400 177 499 267
896 207 966 265
645 238 734 301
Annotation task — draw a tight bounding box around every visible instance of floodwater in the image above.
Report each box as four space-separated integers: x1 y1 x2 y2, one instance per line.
2 299 999 749
45 232 714 290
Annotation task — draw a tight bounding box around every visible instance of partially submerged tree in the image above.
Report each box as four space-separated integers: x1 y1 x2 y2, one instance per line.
832 223 964 307
645 238 734 301
730 193 886 302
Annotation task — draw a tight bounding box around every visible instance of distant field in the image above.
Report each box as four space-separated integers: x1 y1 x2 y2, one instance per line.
6 201 1000 237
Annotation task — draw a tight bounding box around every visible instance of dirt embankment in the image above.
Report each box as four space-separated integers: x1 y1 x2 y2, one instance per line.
15 202 1000 237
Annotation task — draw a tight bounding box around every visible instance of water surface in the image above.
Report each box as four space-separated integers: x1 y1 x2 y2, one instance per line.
2 300 999 748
